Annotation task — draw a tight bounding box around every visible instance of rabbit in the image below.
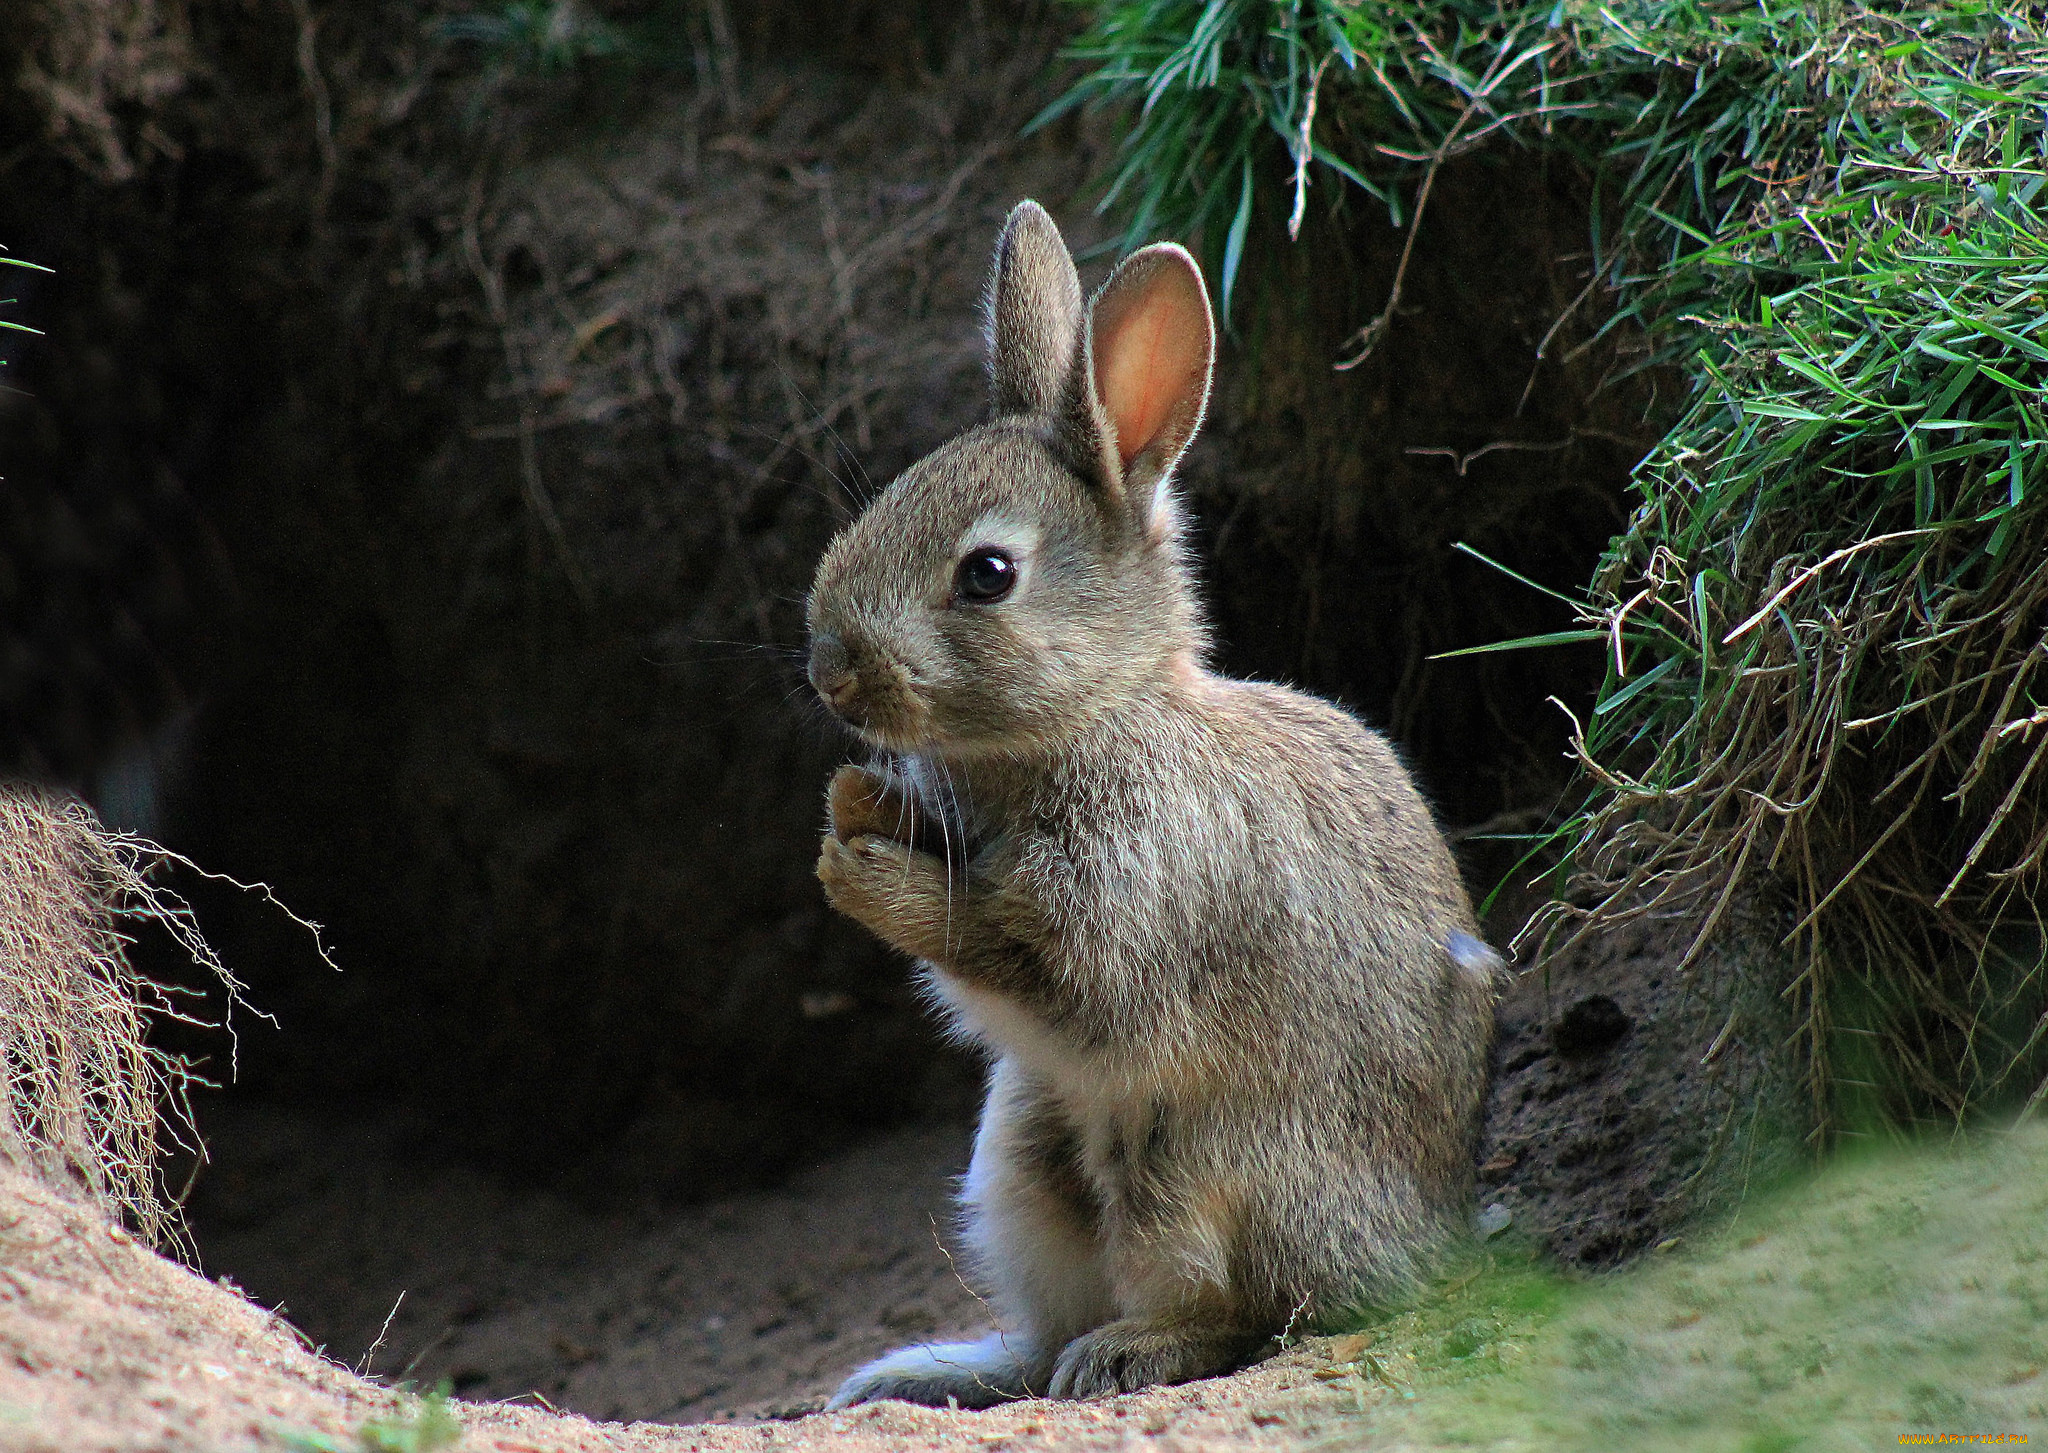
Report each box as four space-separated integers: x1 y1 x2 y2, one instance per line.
805 199 1499 1408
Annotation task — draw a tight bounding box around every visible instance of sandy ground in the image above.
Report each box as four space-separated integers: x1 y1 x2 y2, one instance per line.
0 1147 1391 1452
181 1107 993 1421
163 904 1791 1429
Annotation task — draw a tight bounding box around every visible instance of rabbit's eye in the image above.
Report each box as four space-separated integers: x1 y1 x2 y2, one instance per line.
955 547 1018 604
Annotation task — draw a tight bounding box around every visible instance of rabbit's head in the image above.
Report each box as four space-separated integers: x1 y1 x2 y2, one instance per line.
807 201 1215 759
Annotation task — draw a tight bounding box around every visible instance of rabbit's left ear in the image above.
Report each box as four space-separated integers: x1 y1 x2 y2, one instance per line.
986 200 1085 419
1075 243 1215 541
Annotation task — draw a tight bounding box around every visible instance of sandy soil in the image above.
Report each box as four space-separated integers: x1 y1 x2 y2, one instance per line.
180 1106 992 1421
0 1146 1391 1452
7 1096 2036 1451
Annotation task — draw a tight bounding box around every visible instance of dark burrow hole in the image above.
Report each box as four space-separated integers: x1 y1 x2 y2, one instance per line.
0 0 1664 1416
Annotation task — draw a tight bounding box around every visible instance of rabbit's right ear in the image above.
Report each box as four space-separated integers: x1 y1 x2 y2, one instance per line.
985 200 1084 418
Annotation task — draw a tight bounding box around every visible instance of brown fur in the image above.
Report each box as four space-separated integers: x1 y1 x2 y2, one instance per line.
807 201 1498 1407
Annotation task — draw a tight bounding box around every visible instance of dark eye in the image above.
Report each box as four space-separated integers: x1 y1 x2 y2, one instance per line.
955 547 1017 604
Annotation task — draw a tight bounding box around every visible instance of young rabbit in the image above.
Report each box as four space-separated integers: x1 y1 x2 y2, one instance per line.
806 200 1498 1407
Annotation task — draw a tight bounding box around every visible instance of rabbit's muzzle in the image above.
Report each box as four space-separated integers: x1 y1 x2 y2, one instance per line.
808 629 928 746
808 631 861 714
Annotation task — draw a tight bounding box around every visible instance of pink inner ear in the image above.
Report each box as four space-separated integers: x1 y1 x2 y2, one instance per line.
1099 308 1177 465
1095 273 1206 468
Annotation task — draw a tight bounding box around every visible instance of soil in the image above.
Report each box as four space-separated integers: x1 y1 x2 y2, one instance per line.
1475 912 1802 1268
0 830 1804 1453
178 1104 989 1422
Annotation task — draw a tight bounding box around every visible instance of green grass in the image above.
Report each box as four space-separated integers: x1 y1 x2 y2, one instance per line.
1032 0 1549 319
1326 1119 2048 1449
1521 0 2048 1145
1046 0 2048 1137
282 1385 462 1453
1 245 51 366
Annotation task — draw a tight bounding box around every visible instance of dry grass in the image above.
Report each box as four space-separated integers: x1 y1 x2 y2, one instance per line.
0 784 256 1246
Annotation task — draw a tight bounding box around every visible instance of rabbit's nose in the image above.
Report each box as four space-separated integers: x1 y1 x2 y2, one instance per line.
809 633 859 711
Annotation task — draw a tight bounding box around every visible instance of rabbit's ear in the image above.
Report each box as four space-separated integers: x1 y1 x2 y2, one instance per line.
985 200 1085 419
1077 243 1214 540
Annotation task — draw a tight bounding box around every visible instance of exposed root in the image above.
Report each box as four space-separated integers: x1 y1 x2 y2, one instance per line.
0 783 264 1247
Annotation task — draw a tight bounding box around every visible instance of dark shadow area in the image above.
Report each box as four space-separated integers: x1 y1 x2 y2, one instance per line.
1189 154 1658 841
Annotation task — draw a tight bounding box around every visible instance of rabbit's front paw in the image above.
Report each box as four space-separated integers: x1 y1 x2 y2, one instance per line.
828 763 922 845
817 831 956 961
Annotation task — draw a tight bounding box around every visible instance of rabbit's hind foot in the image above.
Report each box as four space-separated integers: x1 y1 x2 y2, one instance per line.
1046 1316 1269 1400
825 1333 1038 1411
